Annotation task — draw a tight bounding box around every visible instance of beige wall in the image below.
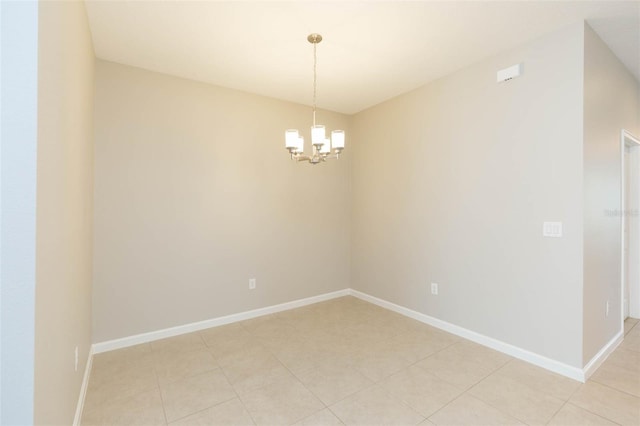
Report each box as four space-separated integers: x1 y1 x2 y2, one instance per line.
583 24 640 363
91 19 638 373
93 61 351 342
351 24 585 367
34 1 95 424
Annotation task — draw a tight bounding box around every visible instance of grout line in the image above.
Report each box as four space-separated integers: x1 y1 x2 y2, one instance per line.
256 343 330 423
166 395 241 425
166 406 209 425
266 309 355 413
273 300 389 415
548 400 571 425
297 407 341 425
623 318 638 336
428 392 522 425
369 375 428 422
325 405 347 425
560 402 624 426
149 335 240 425
483 356 582 400
150 349 169 426
214 314 322 425
214 360 258 426
425 389 469 423
587 376 640 399
274 300 439 421
80 363 161 419
461 365 571 425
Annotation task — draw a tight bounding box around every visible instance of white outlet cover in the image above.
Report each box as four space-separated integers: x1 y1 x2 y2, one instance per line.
431 283 438 295
543 221 563 237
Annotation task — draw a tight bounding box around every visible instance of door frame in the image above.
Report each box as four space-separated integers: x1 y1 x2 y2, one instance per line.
621 129 640 328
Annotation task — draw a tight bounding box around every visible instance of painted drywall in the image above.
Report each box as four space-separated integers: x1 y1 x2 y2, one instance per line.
582 24 640 364
351 24 585 367
34 1 95 424
0 1 38 424
93 61 351 342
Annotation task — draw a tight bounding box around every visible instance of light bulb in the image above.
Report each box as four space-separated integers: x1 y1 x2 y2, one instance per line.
311 125 325 146
320 138 331 154
285 129 299 149
331 130 345 150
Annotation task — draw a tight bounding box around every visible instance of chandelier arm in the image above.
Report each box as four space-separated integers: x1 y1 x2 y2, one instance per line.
322 154 340 160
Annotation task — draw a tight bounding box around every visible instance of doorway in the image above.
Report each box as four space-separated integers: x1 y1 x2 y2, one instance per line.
622 129 640 324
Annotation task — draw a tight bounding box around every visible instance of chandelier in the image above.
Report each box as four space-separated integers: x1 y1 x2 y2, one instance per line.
285 34 345 164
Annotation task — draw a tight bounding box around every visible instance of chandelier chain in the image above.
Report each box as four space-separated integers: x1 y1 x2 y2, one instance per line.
312 40 317 127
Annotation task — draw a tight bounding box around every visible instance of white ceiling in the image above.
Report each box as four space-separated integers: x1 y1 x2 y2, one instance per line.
85 1 639 115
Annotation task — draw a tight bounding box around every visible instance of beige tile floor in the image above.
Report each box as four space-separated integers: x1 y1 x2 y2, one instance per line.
82 297 640 426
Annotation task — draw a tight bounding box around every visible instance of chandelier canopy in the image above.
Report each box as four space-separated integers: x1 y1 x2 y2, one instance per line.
285 34 345 165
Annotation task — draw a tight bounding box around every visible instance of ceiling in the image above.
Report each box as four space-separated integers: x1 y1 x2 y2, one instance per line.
85 1 639 115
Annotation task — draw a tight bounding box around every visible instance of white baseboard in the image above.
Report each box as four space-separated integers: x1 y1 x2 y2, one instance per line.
582 331 623 380
73 347 94 426
90 286 619 384
349 289 587 382
93 289 350 354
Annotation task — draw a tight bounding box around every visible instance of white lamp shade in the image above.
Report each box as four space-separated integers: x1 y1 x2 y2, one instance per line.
311 125 325 145
331 130 345 149
320 138 331 154
285 129 299 149
296 136 304 153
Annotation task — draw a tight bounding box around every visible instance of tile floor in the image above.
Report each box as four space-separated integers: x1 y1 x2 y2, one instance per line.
81 297 640 426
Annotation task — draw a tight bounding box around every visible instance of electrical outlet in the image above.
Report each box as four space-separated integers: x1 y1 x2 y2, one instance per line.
74 346 79 372
431 283 439 295
249 278 256 290
605 300 610 317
